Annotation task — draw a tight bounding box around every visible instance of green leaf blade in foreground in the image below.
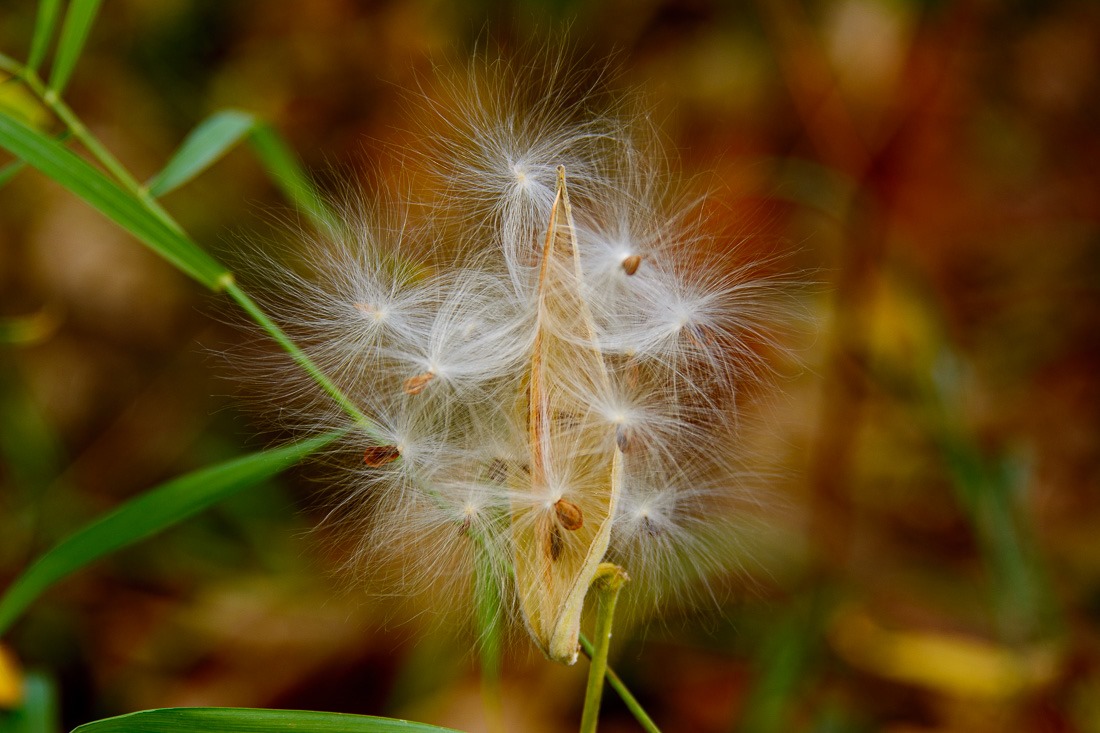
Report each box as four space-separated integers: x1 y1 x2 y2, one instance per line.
0 160 26 188
27 0 64 72
147 110 256 197
0 431 342 635
0 111 228 290
473 542 504 729
46 0 103 94
71 708 462 733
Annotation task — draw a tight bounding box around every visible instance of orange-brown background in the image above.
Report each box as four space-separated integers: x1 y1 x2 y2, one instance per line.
1 1 1098 731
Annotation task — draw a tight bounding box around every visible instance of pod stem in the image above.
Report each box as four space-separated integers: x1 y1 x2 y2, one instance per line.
579 563 629 733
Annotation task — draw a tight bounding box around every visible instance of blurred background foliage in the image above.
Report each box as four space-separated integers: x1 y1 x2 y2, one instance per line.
1 0 1098 731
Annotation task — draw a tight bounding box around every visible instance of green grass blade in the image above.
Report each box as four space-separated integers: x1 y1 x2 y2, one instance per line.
46 0 102 94
0 111 229 290
71 708 462 733
27 0 64 72
0 159 26 188
737 603 817 733
147 110 257 197
248 122 336 229
473 544 504 731
0 431 342 635
224 282 379 431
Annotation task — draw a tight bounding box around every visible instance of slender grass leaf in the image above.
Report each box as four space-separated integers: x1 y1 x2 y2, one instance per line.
248 122 336 229
924 349 1052 637
71 708 462 733
147 110 257 197
225 282 379 432
0 75 52 130
27 0 64 72
0 111 229 289
0 431 341 635
473 543 503 727
46 0 102 94
738 603 817 733
0 160 25 188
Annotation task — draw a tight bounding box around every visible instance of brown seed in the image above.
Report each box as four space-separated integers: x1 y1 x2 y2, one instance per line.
403 371 435 395
554 498 584 531
363 445 400 467
615 425 631 452
684 324 717 348
621 254 642 276
353 302 376 315
549 524 564 561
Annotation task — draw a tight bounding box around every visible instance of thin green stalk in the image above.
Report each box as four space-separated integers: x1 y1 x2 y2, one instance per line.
12 65 184 236
1 57 182 243
0 159 26 187
580 564 629 733
474 545 505 733
223 280 382 436
578 634 661 733
2 55 384 443
0 52 21 76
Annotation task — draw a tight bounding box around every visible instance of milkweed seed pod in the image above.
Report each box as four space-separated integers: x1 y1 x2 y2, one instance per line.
247 49 799 664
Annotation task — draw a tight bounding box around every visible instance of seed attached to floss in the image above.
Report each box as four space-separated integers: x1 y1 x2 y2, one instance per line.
615 424 631 452
547 499 585 560
554 498 584 531
685 323 717 348
353 302 385 322
403 371 435 395
549 525 565 561
621 254 642 276
233 53 796 673
363 444 401 467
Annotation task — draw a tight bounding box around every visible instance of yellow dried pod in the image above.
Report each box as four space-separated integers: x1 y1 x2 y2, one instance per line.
512 168 623 665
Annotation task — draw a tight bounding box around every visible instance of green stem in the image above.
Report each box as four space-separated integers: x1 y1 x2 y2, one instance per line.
474 546 505 733
0 52 21 76
11 65 184 236
578 634 662 733
580 564 630 733
1 56 384 443
223 280 383 436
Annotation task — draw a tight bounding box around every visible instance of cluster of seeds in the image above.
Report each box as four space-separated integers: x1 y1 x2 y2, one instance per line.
254 56 793 662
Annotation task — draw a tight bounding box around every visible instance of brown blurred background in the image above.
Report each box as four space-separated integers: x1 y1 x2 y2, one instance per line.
1 1 1099 731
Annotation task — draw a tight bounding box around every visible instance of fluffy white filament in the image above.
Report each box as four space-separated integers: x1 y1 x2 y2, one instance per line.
245 52 797 635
